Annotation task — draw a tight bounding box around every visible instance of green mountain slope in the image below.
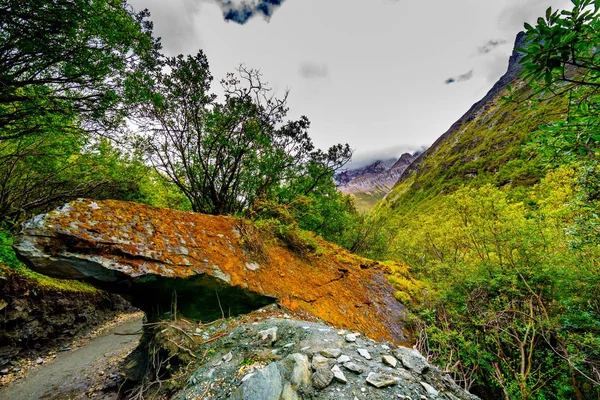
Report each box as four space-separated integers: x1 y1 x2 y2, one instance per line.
367 32 600 399
382 32 565 213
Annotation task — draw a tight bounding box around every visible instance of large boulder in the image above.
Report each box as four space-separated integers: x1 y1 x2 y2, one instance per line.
13 199 409 344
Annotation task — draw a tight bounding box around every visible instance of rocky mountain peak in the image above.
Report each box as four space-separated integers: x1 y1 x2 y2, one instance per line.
396 32 526 186
336 154 417 209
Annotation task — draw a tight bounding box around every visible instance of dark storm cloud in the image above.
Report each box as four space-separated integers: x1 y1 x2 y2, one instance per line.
299 63 329 79
477 39 507 54
215 0 287 24
445 70 474 85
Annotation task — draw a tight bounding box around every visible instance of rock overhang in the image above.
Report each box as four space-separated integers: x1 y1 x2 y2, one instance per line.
14 199 409 344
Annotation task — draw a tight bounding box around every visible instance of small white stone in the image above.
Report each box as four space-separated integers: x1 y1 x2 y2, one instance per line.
337 330 346 335
420 381 439 397
337 355 351 363
357 348 372 360
345 333 357 342
382 355 398 368
331 365 347 384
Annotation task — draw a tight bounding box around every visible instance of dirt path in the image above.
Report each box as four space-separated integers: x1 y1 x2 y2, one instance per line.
0 315 143 400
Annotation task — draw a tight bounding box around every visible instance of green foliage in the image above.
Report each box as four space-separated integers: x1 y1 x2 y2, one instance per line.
0 0 160 141
0 129 170 226
0 0 166 225
391 170 600 399
520 0 600 247
520 0 600 162
134 58 352 217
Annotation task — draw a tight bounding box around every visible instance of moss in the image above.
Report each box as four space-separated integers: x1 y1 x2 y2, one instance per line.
351 192 386 213
382 261 424 306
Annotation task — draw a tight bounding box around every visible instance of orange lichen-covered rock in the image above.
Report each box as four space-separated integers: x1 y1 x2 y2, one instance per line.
14 199 409 344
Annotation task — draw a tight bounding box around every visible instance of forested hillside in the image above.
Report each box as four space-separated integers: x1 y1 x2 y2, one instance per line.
365 2 600 398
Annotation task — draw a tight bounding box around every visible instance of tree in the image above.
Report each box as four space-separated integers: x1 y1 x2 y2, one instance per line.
0 0 160 142
135 52 352 216
0 0 163 225
520 0 600 243
520 0 600 159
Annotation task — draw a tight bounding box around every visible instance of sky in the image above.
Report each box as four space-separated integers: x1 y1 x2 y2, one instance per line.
128 0 572 168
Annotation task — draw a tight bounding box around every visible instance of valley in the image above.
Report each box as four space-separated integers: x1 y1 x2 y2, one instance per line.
1 0 599 399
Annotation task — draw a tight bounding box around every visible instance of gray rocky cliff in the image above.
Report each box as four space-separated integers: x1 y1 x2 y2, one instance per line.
337 153 416 196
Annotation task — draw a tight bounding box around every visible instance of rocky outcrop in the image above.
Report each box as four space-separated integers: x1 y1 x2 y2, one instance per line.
337 154 416 197
13 199 409 344
174 308 479 399
335 159 398 186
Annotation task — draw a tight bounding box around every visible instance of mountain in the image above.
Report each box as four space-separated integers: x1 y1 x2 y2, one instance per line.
366 32 600 400
336 154 417 211
381 32 564 212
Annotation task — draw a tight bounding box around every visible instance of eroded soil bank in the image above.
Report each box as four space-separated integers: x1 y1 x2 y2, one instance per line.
0 263 134 379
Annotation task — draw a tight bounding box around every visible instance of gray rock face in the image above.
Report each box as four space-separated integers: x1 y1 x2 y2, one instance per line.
311 367 334 389
231 362 283 400
336 155 417 197
175 312 480 400
366 372 401 388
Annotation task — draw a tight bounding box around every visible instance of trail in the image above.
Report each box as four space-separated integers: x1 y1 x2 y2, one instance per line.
0 316 143 400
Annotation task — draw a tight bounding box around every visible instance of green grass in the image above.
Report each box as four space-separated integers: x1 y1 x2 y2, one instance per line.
0 230 99 293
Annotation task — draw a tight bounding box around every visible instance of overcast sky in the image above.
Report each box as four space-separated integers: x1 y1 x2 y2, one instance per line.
128 0 571 168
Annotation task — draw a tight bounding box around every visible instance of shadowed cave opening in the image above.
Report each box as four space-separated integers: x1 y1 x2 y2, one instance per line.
15 249 277 323
111 273 277 322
